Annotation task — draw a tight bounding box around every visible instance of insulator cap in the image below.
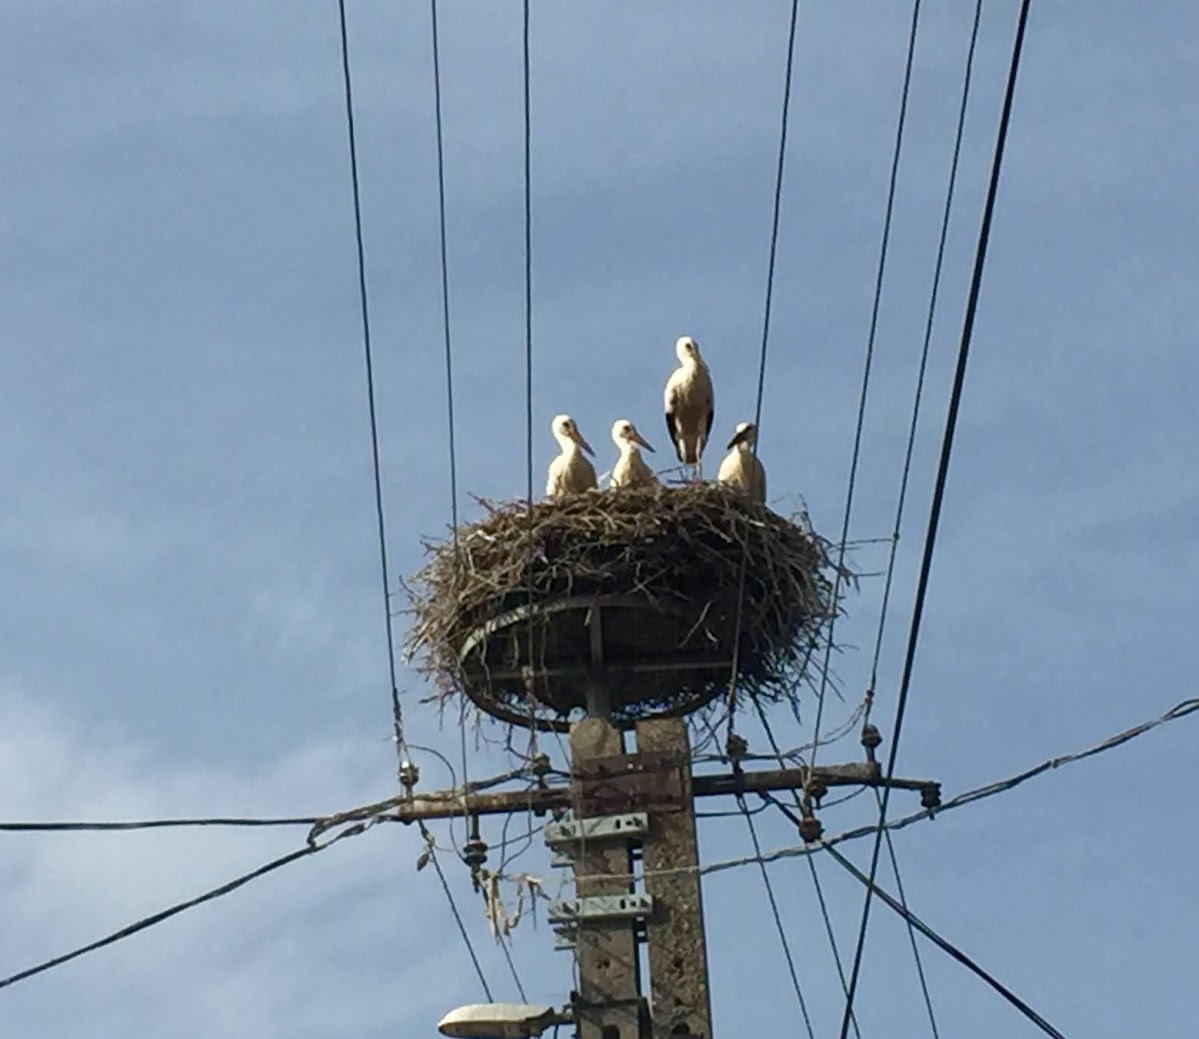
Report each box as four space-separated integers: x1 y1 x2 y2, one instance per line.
799 813 824 844
530 752 552 778
462 837 488 869
399 760 420 789
726 732 749 762
860 723 883 750
921 784 942 810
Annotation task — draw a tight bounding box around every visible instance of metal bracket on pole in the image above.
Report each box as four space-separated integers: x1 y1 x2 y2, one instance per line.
544 812 650 848
550 894 655 953
548 893 655 924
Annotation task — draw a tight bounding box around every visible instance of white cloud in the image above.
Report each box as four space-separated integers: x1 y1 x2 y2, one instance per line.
0 681 493 1039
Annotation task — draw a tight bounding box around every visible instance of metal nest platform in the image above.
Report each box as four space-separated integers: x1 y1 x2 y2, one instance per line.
404 484 841 732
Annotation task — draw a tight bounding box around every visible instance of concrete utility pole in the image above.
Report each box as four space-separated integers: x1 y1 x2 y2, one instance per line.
397 722 938 1039
401 606 942 1039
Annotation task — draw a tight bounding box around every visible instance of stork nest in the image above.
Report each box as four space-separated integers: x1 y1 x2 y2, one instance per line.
403 483 845 730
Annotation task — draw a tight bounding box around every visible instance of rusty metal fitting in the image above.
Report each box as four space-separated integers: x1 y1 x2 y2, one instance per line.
921 783 942 810
799 808 824 844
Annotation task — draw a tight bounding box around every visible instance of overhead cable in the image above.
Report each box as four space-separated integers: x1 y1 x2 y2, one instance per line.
0 822 367 992
825 844 1067 1039
838 6 1036 1034
335 0 409 760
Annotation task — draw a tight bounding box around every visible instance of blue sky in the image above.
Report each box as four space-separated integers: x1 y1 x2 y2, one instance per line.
2 1 1196 1036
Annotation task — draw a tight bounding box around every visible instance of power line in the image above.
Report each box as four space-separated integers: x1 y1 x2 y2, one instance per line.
0 822 367 992
879 822 940 1037
337 6 495 1007
838 5 1035 1033
736 795 817 1039
810 0 924 773
335 0 408 760
498 933 529 1003
429 0 461 541
522 0 534 510
854 6 986 1025
760 790 932 1037
746 698 863 1038
422 825 494 1001
824 843 1067 1039
725 0 800 726
0 816 318 832
865 0 984 708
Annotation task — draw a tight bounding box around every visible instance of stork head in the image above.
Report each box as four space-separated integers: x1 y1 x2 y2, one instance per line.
675 335 703 365
727 420 758 450
611 419 655 453
552 413 594 455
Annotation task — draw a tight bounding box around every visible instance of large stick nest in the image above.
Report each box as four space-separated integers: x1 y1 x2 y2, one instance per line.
404 483 844 730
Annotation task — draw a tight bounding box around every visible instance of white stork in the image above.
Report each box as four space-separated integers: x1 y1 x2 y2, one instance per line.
663 335 714 480
609 419 657 489
717 421 766 504
546 414 597 498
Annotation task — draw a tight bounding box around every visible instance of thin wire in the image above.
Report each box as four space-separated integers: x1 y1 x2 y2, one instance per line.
805 853 863 1039
335 0 407 759
422 824 494 1001
737 796 817 1039
852 5 986 1022
748 700 861 1039
878 820 939 1037
810 0 923 772
824 844 1066 1039
520 0 541 733
0 816 319 832
429 0 460 541
838 5 1034 1035
724 0 800 726
865 0 984 710
498 934 529 1002
430 0 475 845
0 823 366 991
522 0 534 509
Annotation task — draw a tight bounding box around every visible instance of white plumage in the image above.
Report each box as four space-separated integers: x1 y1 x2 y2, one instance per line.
546 414 597 498
663 336 715 476
609 419 658 489
717 421 766 504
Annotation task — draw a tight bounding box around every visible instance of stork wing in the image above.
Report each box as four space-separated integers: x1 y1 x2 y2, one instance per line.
664 373 685 463
701 371 715 452
664 409 683 463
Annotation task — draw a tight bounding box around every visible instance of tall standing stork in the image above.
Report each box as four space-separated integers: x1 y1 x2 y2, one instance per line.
663 335 715 480
609 419 658 489
717 420 766 504
546 414 597 498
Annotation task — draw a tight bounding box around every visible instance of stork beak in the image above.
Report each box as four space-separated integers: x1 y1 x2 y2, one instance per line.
632 431 656 453
574 431 595 455
727 427 751 450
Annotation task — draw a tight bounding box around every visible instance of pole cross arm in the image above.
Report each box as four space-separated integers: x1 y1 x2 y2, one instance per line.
349 762 940 827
